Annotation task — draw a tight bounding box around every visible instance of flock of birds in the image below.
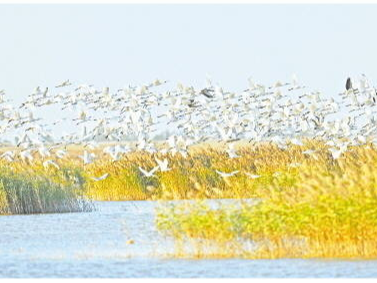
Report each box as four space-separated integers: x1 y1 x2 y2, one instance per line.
0 74 376 181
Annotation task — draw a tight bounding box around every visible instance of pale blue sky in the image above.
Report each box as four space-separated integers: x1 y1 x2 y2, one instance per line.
1 4 377 103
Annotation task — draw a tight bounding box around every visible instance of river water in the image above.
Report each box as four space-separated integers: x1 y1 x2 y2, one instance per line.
0 201 376 278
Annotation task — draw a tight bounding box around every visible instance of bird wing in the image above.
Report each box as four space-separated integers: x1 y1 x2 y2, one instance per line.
245 172 260 178
155 157 163 167
92 173 109 181
139 167 148 176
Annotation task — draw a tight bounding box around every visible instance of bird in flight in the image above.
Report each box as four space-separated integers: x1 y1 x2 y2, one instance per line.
56 79 72 88
346 77 352 91
91 173 110 181
215 170 239 178
139 166 160 177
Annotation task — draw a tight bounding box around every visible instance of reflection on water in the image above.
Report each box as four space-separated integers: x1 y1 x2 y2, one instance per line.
0 201 376 278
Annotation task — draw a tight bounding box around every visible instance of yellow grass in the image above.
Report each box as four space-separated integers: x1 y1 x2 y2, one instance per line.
3 139 377 258
153 140 377 259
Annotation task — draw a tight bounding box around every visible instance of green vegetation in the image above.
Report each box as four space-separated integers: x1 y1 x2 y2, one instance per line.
0 169 93 214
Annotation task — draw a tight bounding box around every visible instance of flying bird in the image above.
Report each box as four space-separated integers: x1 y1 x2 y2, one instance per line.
139 166 160 177
244 172 260 179
155 157 171 172
215 170 239 178
200 88 214 99
91 173 110 181
346 77 352 91
56 80 72 88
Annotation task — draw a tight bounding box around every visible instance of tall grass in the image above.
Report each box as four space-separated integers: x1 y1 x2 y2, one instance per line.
0 141 301 201
82 142 298 200
0 167 93 214
155 141 377 259
2 139 377 258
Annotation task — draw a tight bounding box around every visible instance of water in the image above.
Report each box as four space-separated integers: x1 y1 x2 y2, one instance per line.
0 201 377 278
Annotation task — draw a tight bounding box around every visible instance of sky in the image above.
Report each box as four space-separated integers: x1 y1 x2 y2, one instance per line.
0 4 376 105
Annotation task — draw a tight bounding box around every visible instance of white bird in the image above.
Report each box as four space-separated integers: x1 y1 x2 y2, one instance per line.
103 146 122 161
328 147 345 160
79 151 95 165
226 143 239 159
56 80 72 88
302 149 316 156
55 149 68 159
155 157 171 172
273 172 282 177
357 135 367 144
91 173 110 181
38 146 51 158
215 170 239 178
0 151 14 162
288 162 301 168
43 159 60 170
290 138 304 146
20 150 34 163
139 166 159 177
244 172 260 179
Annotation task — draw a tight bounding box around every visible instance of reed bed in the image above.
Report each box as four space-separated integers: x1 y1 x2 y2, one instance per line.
81 141 305 201
0 163 93 214
2 139 377 258
153 140 377 259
